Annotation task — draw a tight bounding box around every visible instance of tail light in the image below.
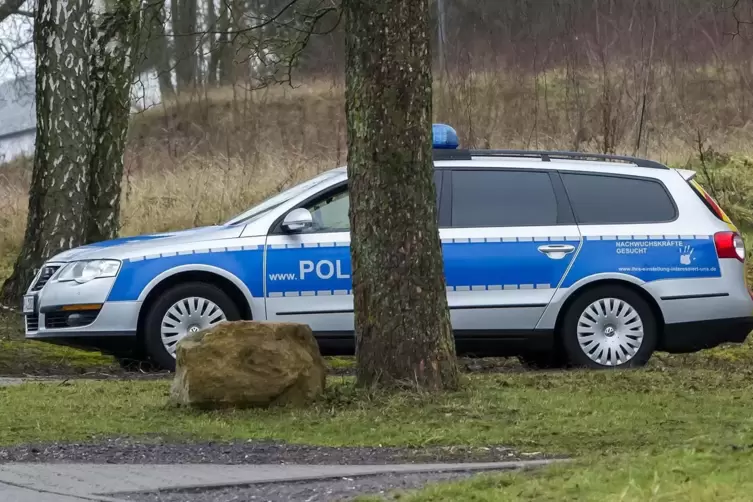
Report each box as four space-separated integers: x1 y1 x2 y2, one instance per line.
714 231 745 262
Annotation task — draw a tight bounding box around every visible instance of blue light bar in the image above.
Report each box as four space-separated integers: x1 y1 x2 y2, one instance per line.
432 124 459 149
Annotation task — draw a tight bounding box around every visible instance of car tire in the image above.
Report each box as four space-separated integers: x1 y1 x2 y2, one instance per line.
561 285 657 369
143 282 241 371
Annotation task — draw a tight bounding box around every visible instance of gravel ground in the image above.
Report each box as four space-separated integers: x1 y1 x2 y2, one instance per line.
120 470 495 502
0 439 537 465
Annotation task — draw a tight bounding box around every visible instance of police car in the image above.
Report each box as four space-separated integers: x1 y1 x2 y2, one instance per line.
22 125 753 370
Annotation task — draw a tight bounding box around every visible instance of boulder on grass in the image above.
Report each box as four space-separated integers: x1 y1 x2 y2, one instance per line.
170 321 327 409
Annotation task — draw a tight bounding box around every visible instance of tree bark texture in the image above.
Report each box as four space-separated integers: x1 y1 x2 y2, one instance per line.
343 0 460 390
1 0 94 303
87 0 141 243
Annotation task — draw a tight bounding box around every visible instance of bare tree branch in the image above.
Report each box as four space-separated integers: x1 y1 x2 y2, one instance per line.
0 0 27 23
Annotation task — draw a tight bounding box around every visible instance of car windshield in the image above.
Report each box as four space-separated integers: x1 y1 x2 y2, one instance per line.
224 169 343 226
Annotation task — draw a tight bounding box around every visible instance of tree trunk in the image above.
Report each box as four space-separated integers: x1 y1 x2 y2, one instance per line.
230 0 250 87
216 0 232 85
144 0 175 98
173 0 198 92
87 0 141 244
1 0 93 303
206 0 218 85
343 0 459 390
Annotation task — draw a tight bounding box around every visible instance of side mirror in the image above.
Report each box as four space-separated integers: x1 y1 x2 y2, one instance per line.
281 208 314 233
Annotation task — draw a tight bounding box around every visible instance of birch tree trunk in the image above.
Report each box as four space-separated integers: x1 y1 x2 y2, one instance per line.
343 0 460 390
87 0 140 243
1 0 94 303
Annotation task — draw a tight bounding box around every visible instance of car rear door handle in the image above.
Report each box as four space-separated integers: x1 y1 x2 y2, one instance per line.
538 244 576 259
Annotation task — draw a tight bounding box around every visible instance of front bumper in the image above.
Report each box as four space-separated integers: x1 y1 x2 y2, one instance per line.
26 301 141 339
25 271 140 351
660 317 753 353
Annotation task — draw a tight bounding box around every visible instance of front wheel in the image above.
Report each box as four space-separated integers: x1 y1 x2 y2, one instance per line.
143 282 241 371
561 286 657 369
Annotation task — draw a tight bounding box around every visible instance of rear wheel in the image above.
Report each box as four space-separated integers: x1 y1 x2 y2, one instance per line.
561 285 657 368
143 282 240 371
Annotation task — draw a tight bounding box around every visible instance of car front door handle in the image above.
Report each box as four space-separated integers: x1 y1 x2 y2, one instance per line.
538 244 576 259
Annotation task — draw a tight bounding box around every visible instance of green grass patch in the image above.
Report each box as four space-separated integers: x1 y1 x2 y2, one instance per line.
377 448 753 501
0 339 119 376
0 311 118 376
2 366 753 454
326 356 356 370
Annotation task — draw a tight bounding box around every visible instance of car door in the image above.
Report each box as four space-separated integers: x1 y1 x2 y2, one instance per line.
264 183 353 333
441 168 581 332
264 172 446 334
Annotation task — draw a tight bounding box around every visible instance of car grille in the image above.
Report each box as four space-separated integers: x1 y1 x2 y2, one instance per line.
31 265 61 292
45 310 100 329
25 315 39 331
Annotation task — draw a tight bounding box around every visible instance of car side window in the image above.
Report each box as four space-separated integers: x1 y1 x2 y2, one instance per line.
561 173 677 224
450 170 558 227
296 172 445 233
305 189 350 232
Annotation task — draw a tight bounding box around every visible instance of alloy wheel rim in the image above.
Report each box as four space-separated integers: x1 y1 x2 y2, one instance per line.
576 297 644 366
160 297 227 357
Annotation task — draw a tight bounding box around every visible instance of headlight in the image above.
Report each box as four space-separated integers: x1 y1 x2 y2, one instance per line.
57 260 121 284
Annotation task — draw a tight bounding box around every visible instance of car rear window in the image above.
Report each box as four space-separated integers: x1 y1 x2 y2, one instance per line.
451 170 558 227
561 173 676 224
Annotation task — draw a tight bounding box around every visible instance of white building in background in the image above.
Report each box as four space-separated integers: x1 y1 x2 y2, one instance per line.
0 75 35 162
0 70 162 163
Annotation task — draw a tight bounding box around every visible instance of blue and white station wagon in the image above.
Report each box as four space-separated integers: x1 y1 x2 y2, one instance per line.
23 125 753 370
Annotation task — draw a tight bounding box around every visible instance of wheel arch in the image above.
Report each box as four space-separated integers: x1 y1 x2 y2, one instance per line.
135 266 255 341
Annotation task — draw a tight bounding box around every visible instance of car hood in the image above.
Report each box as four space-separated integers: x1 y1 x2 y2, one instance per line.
48 225 246 262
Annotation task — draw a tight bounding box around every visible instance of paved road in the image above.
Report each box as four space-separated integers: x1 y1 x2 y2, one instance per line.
0 460 559 501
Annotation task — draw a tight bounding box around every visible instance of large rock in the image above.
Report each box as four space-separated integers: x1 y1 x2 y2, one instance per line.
170 321 327 409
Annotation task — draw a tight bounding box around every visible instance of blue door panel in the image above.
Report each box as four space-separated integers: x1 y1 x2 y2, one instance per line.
265 239 578 296
443 240 574 290
561 236 721 287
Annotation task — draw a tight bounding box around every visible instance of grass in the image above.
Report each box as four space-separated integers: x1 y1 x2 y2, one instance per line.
2 337 753 500
4 346 753 500
2 358 753 452
376 449 753 501
0 311 118 376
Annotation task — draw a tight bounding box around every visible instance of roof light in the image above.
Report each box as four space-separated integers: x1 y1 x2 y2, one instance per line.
432 124 459 150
